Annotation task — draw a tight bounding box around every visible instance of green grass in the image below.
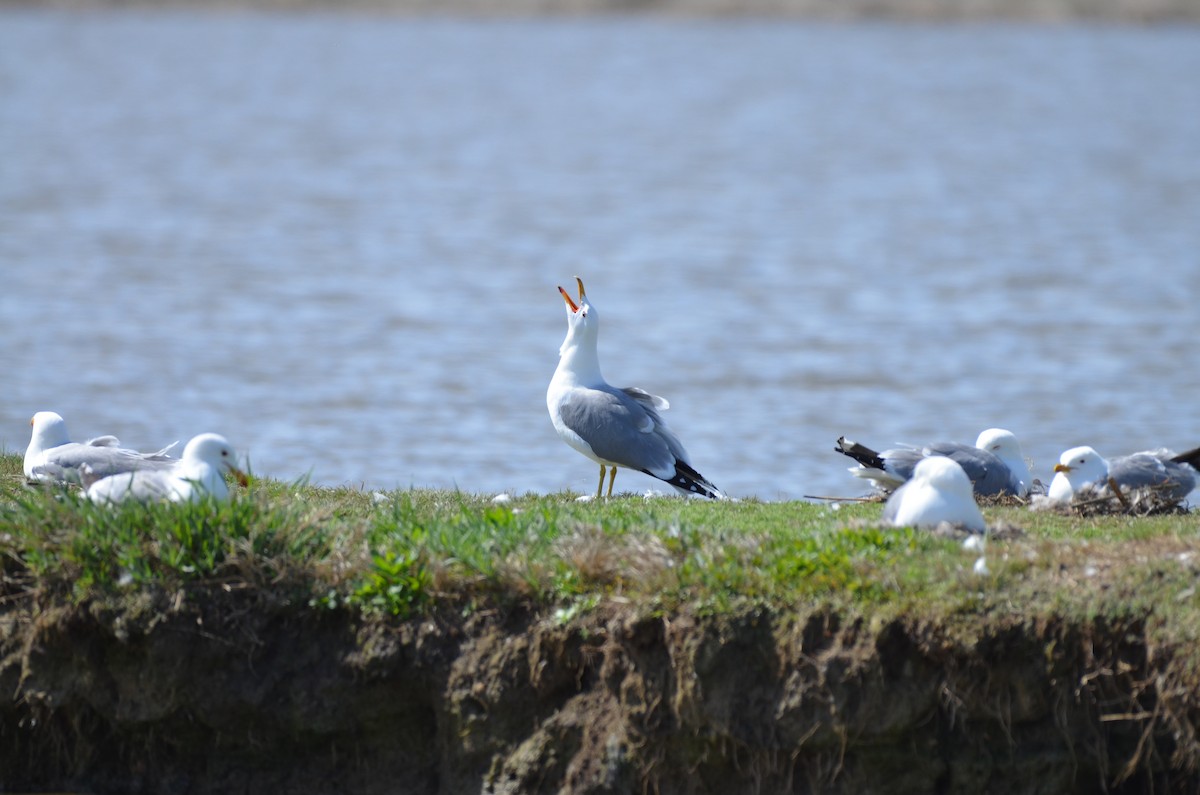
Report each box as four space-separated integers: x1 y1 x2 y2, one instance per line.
3 453 1199 639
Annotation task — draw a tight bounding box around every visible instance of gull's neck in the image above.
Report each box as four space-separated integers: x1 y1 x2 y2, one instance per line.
997 451 1032 491
32 424 70 453
553 329 606 388
1047 473 1073 502
25 423 70 471
175 459 224 499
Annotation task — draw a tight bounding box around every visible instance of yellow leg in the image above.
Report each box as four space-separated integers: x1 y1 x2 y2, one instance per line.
606 466 618 498
596 466 606 500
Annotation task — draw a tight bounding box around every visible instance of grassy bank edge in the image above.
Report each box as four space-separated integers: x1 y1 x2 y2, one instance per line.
3 452 1198 646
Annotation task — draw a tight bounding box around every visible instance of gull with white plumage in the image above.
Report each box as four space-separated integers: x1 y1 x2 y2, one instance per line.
1044 444 1200 510
835 428 1031 498
547 277 723 500
24 411 177 485
85 433 249 504
882 456 986 533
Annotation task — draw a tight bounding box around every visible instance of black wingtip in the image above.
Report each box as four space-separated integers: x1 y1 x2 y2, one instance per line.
654 461 723 500
834 436 887 471
1170 445 1200 469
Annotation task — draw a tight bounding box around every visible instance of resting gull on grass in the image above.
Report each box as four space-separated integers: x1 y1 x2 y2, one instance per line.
882 456 986 533
1041 444 1200 512
835 428 1030 498
24 410 177 485
85 433 248 504
546 277 722 501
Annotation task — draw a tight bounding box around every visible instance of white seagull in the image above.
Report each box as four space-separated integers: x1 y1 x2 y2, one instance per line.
546 277 722 500
24 411 177 485
1046 445 1199 508
835 428 1030 497
85 433 248 504
882 456 986 533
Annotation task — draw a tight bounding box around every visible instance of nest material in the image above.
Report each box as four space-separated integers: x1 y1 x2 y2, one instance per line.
975 493 1031 509
1056 481 1190 517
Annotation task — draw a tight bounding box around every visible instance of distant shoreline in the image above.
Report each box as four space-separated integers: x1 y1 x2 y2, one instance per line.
4 0 1200 22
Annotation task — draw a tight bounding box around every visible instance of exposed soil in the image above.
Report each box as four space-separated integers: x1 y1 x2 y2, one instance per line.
3 588 1200 794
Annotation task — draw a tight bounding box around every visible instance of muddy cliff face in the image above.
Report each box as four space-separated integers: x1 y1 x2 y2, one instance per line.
1 590 1197 794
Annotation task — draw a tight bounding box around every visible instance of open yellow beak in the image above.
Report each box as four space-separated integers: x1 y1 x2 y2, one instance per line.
558 276 586 313
1053 464 1071 473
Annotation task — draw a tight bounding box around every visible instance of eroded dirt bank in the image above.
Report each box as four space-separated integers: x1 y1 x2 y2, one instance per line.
2 590 1199 794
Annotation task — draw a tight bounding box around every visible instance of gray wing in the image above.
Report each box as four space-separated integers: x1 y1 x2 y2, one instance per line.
620 386 691 464
37 443 178 484
83 436 176 459
558 386 679 476
877 447 924 481
1110 453 1196 501
923 442 1017 496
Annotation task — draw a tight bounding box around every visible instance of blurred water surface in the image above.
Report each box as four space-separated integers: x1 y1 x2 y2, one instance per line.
2 10 1198 500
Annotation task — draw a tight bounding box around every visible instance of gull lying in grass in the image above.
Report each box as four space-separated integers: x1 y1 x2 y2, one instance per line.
1042 444 1200 512
835 427 1030 498
24 410 177 485
882 456 986 533
547 276 723 500
85 433 248 504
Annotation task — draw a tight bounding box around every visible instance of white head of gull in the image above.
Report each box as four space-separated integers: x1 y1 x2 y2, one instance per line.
974 428 1032 497
1047 446 1110 503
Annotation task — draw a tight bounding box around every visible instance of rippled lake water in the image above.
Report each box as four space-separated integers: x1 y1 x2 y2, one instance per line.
2 10 1198 500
